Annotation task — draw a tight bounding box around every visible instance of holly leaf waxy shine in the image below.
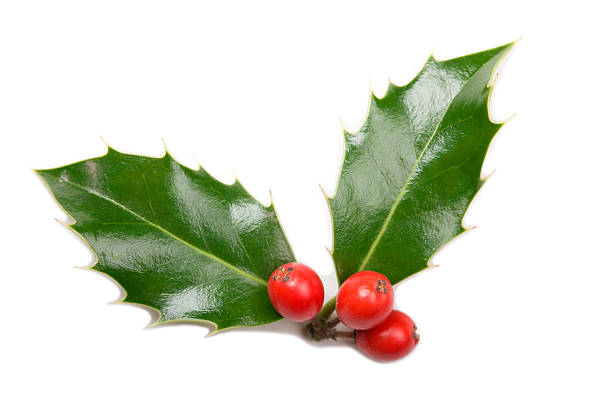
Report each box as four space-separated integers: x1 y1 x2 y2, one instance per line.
328 43 513 286
38 43 513 333
38 148 294 331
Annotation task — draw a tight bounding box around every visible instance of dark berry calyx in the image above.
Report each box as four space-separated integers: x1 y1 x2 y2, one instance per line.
272 266 293 282
336 271 394 330
267 262 324 322
375 279 389 294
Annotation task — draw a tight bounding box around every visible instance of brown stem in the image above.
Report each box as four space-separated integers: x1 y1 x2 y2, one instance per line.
326 317 341 328
310 317 321 330
305 317 354 341
333 331 355 340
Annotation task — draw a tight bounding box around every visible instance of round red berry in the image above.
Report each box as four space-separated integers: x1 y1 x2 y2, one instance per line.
267 262 324 322
355 310 419 362
336 270 394 330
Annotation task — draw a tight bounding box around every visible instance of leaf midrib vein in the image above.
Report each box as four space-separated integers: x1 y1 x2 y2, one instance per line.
355 69 486 272
55 175 268 286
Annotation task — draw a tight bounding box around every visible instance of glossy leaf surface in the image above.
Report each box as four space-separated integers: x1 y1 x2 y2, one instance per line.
329 43 513 285
38 148 295 331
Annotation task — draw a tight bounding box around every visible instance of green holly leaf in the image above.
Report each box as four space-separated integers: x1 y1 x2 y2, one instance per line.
327 43 513 287
37 147 295 332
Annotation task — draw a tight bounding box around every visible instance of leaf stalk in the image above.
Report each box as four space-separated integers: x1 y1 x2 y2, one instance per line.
317 296 337 322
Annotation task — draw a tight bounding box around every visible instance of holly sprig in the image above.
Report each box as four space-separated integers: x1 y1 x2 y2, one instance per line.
38 42 513 360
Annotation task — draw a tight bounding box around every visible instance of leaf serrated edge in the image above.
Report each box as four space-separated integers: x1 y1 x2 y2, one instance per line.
318 41 517 315
36 140 293 335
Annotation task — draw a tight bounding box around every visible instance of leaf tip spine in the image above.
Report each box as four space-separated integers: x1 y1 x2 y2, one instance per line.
267 188 275 209
463 224 478 232
229 168 238 183
161 137 170 155
338 115 346 132
369 85 382 103
144 319 161 329
481 169 496 182
386 80 400 95
428 42 438 62
207 318 281 337
98 135 112 148
367 75 374 94
73 265 96 272
230 169 242 187
502 112 517 126
318 183 330 200
205 327 222 338
191 154 203 171
53 217 71 227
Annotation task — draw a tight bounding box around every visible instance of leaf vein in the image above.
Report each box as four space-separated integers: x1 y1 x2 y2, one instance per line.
355 71 489 272
54 175 268 286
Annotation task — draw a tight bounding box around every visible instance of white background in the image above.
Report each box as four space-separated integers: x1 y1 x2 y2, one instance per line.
1 1 611 407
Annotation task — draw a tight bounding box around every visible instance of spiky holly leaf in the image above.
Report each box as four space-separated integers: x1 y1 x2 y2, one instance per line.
328 43 513 287
38 147 295 332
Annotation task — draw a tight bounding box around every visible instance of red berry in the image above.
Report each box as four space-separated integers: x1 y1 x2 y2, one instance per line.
267 262 324 322
355 310 419 362
336 271 394 330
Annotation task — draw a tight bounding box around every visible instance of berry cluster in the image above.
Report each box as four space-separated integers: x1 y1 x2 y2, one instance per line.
267 262 419 362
